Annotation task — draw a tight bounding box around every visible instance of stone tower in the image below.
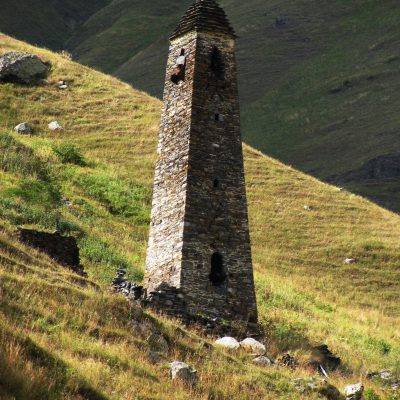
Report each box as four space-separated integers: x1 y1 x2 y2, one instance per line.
144 0 257 324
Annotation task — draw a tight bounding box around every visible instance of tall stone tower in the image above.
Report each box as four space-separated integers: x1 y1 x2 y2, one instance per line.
144 0 257 324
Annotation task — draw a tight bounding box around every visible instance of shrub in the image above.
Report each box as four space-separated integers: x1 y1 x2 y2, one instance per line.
52 143 86 166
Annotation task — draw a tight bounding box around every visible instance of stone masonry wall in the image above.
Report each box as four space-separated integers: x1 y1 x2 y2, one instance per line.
18 228 85 276
180 32 257 322
145 29 258 323
144 32 197 293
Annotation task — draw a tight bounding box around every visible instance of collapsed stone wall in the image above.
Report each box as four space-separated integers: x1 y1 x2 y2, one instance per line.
18 228 86 276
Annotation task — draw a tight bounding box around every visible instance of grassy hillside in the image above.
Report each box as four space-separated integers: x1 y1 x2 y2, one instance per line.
0 35 400 399
1 0 400 211
68 0 400 212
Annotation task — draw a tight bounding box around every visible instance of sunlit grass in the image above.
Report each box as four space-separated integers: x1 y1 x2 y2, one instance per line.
0 34 399 399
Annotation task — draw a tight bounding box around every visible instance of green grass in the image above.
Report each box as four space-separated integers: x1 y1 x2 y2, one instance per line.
1 0 400 210
0 34 399 399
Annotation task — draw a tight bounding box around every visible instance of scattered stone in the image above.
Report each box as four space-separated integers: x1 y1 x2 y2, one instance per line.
170 361 197 386
18 228 86 276
111 267 143 300
215 337 240 350
15 122 33 134
0 52 49 84
344 258 356 264
290 378 341 400
391 380 400 391
304 205 312 211
147 333 169 353
277 353 298 369
253 356 273 367
48 121 63 131
344 383 364 400
367 370 392 380
240 338 266 355
58 80 68 89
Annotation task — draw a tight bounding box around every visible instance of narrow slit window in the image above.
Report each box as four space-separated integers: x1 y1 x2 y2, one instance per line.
209 252 227 287
213 179 219 188
211 47 225 80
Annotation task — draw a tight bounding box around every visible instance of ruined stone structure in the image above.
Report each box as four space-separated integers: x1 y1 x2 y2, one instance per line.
18 229 85 276
144 0 257 323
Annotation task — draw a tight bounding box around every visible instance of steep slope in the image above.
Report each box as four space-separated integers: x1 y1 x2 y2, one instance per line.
0 0 110 50
0 35 399 399
69 0 400 212
1 0 400 211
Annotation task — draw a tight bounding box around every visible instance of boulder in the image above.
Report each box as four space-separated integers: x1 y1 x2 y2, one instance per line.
147 333 169 353
170 361 197 386
215 337 240 350
240 338 266 355
253 356 273 367
0 52 49 84
15 122 33 134
344 383 364 400
48 121 63 131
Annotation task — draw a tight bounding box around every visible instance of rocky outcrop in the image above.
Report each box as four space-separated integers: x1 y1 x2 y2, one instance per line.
0 52 49 84
17 229 85 276
170 361 197 386
335 152 400 182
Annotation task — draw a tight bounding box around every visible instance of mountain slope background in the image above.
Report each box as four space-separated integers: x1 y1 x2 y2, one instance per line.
1 0 399 211
0 34 399 399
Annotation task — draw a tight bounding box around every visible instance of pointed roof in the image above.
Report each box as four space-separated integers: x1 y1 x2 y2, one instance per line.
171 0 236 40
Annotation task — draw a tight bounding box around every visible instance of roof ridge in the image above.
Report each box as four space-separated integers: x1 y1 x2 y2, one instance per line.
170 0 236 40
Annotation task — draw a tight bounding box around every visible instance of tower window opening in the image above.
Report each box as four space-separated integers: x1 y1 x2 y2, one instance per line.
171 49 186 84
211 47 225 80
215 113 220 121
213 179 219 188
209 252 227 287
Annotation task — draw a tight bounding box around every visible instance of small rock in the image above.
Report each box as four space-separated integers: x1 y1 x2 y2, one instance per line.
391 380 400 391
240 338 266 355
15 122 33 134
344 258 356 264
215 337 240 350
304 205 312 211
147 333 169 353
344 383 364 400
277 353 298 369
170 361 197 386
0 52 49 84
290 378 341 400
253 356 273 367
58 80 68 89
48 121 63 131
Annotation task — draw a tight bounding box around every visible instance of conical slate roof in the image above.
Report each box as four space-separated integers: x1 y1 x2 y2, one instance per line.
171 0 236 40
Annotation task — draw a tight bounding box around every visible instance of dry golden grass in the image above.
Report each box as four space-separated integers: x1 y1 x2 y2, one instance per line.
0 34 399 399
